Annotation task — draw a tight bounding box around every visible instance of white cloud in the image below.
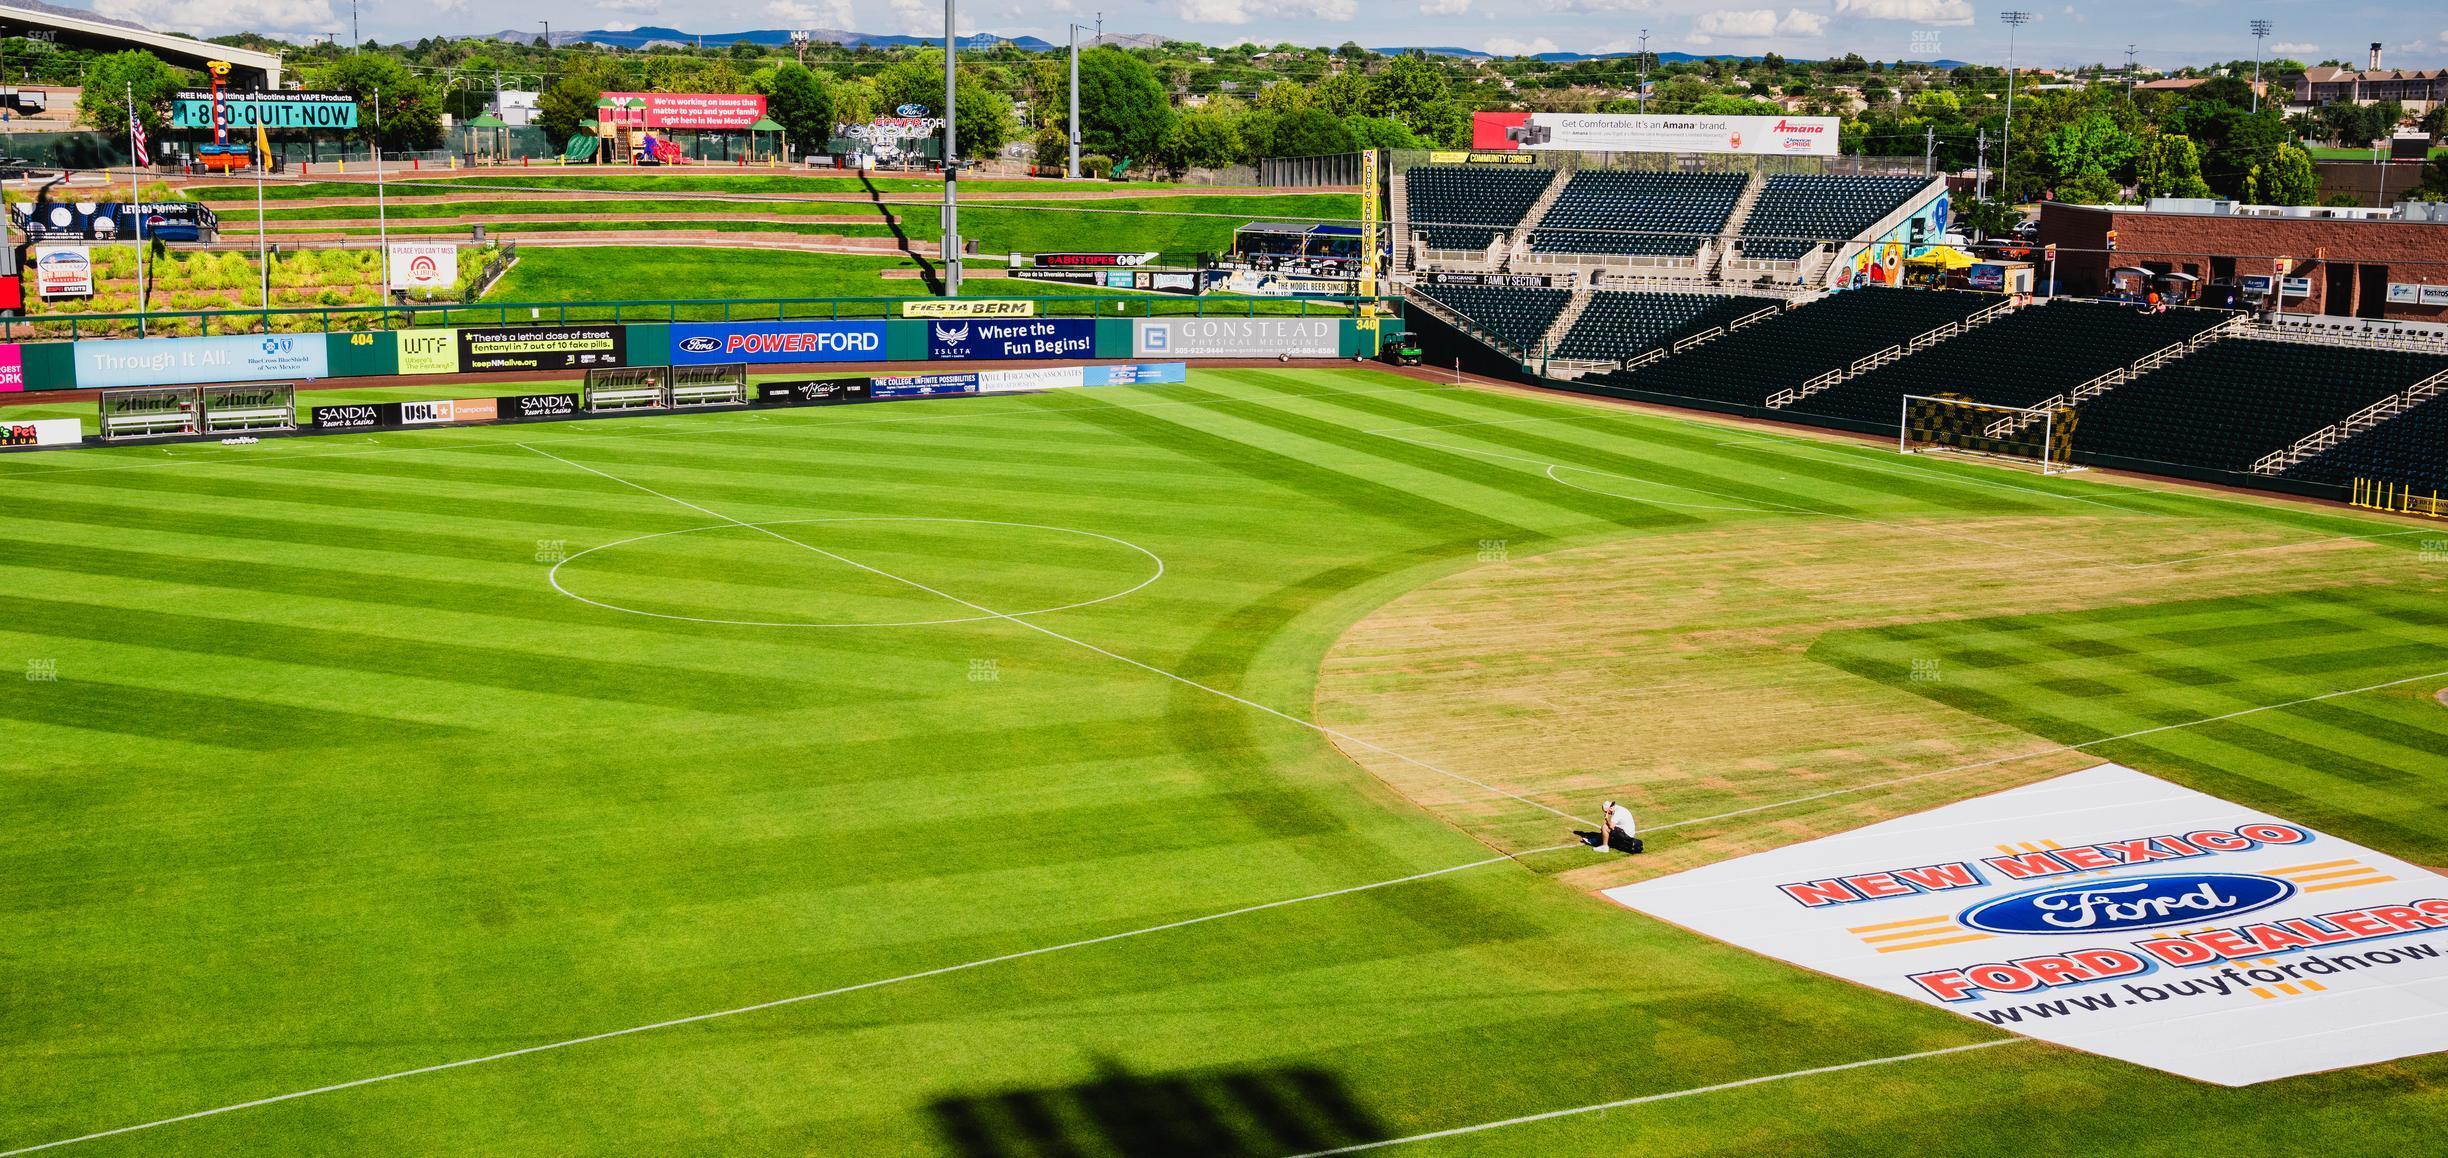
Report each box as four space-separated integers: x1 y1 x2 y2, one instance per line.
96 0 336 35
1833 0 1974 25
1691 8 1827 40
598 0 664 13
1485 37 1561 57
1421 0 1472 14
1177 0 1356 23
2270 42 2319 55
768 0 851 25
891 0 980 35
1535 0 1652 11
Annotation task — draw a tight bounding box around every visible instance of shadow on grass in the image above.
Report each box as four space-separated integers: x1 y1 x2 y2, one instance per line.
863 171 942 296
930 1056 1383 1157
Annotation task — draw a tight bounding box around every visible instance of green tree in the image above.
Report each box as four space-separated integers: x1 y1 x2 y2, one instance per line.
2036 111 2140 197
78 51 183 137
1369 54 1467 144
1953 195 2022 240
1259 107 1358 158
1161 103 1243 172
2251 142 2321 205
1346 115 1423 152
759 63 834 157
1077 47 1173 163
873 50 1017 161
2133 133 2216 200
312 53 443 148
2414 154 2448 200
535 76 601 150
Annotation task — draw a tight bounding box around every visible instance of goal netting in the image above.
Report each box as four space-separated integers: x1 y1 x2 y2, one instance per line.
1900 394 2079 475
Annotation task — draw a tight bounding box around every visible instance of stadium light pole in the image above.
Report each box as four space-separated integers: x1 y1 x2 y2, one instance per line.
1999 11 2029 204
1638 29 1649 113
943 0 961 297
2250 20 2272 113
1066 18 1099 180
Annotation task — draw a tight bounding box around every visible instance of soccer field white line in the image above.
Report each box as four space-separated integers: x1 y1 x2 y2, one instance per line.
516 443 1593 829
0 850 1566 1157
1277 1039 2023 1157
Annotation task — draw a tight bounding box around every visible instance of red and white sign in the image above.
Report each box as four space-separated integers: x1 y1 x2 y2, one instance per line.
33 245 92 298
1605 765 2448 1085
387 242 460 291
601 92 768 131
1472 112 1839 157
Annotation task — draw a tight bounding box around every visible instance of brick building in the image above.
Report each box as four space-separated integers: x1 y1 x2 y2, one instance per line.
2038 200 2448 323
2294 45 2447 113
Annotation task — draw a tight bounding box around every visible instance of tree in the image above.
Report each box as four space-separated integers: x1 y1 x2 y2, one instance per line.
1161 104 1243 172
873 50 1017 161
2036 111 2140 197
78 51 183 137
2248 143 2320 205
1369 54 1466 144
535 77 601 150
2134 133 2215 200
1953 195 2021 240
1257 107 1358 159
312 53 443 148
759 63 834 157
2414 154 2448 200
1346 116 1423 152
1077 47 1173 163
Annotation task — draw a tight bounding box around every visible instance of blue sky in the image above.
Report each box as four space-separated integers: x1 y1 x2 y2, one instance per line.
91 0 2448 70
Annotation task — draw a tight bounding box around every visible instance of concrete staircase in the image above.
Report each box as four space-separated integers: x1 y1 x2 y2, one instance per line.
1707 174 1766 280
1502 168 1574 271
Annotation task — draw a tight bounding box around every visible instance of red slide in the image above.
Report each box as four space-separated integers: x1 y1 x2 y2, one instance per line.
644 135 690 165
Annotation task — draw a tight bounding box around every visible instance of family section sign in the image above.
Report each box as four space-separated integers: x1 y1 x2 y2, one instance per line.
1604 765 2448 1085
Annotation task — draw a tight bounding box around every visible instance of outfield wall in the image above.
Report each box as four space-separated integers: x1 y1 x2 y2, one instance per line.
0 318 1381 394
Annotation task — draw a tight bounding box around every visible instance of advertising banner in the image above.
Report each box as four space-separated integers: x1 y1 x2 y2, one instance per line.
872 373 980 399
903 300 1036 319
1423 272 1566 288
311 402 398 431
457 326 625 373
2423 286 2448 307
387 242 459 292
1133 318 1340 359
75 333 328 389
1009 269 1104 287
0 343 20 392
11 203 218 243
172 90 359 130
1968 264 2007 291
2388 283 2421 304
601 92 767 131
1604 765 2448 1086
0 417 80 447
395 330 459 375
977 366 1086 393
1085 362 1189 387
398 398 496 426
758 379 872 406
503 392 582 421
670 321 887 365
33 245 92 298
1031 253 1160 268
1472 112 1840 157
926 319 1095 362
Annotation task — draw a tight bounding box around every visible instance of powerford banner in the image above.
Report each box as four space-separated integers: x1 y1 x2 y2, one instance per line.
1472 112 1839 157
1135 318 1340 359
1605 765 2448 1085
458 326 625 373
75 333 328 389
172 90 358 130
670 321 887 366
926 319 1094 362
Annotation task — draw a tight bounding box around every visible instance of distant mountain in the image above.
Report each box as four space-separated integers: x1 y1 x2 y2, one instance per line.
481 26 1069 52
1379 46 1966 67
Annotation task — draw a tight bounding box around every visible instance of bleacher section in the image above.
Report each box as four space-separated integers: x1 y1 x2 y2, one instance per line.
2289 390 2448 494
2074 340 2448 474
1413 284 1573 354
1553 293 1781 363
1788 302 2230 427
1406 165 1554 253
1736 174 1930 263
1528 172 1747 258
1600 288 1994 408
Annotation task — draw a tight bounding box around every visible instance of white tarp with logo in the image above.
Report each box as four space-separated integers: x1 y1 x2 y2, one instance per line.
1603 765 2448 1085
387 242 459 291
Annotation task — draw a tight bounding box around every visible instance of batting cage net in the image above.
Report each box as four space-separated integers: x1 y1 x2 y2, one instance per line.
1900 394 2079 475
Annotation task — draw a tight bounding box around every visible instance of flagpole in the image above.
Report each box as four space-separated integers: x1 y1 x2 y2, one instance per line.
128 81 145 338
373 88 388 293
256 127 269 326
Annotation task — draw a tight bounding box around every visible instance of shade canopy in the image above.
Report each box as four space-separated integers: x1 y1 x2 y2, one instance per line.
465 113 507 128
1904 245 1976 269
746 117 784 132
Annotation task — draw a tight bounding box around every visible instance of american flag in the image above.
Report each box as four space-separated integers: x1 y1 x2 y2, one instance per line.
130 113 149 167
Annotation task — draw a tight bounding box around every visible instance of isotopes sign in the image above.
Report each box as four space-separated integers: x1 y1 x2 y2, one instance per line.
1604 765 2448 1085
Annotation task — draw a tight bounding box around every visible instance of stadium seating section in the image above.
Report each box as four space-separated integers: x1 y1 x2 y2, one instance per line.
1553 293 1782 362
1601 288 1993 407
1788 302 2229 426
1737 174 1931 262
1528 172 1748 258
2074 340 2448 473
2289 390 2448 494
1407 165 1555 253
1413 284 1573 354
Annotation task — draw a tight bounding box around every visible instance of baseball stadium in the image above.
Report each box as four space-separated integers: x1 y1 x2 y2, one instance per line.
3 7 2448 1156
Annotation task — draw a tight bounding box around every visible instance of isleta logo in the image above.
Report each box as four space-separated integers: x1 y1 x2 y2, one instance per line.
1960 873 2296 935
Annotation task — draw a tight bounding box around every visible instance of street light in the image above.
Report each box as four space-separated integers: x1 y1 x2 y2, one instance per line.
2000 11 2030 204
2250 20 2272 113
1638 29 1649 113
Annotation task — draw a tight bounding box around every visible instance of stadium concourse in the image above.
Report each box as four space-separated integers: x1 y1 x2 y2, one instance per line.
1389 156 2448 503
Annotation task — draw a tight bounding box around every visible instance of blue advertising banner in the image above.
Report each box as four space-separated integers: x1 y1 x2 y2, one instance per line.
924 318 1095 362
872 373 980 399
74 333 329 389
671 321 888 365
1085 362 1189 387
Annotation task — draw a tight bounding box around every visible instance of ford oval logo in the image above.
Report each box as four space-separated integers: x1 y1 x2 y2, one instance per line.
1960 873 2295 935
677 336 721 354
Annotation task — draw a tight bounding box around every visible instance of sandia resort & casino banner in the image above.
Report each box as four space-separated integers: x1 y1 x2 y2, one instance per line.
1605 765 2448 1085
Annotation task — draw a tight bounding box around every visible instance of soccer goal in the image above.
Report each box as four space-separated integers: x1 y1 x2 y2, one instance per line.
1899 394 2081 476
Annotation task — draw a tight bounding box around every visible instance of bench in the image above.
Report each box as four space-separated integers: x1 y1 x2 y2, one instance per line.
206 406 294 432
668 381 746 408
586 385 667 412
101 411 199 439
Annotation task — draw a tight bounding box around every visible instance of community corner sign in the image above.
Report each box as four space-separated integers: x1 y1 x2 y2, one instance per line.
1603 765 2448 1086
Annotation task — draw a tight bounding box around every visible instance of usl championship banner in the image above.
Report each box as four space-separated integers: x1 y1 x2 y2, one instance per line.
1606 765 2448 1085
1472 112 1839 157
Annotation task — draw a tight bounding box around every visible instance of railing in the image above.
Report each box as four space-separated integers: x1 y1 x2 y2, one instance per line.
1620 348 1667 373
2251 368 2448 474
1728 305 1783 331
1673 327 1725 354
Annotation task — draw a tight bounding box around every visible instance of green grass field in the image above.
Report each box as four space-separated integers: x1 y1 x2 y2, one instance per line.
4 368 2445 1154
185 175 1185 202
